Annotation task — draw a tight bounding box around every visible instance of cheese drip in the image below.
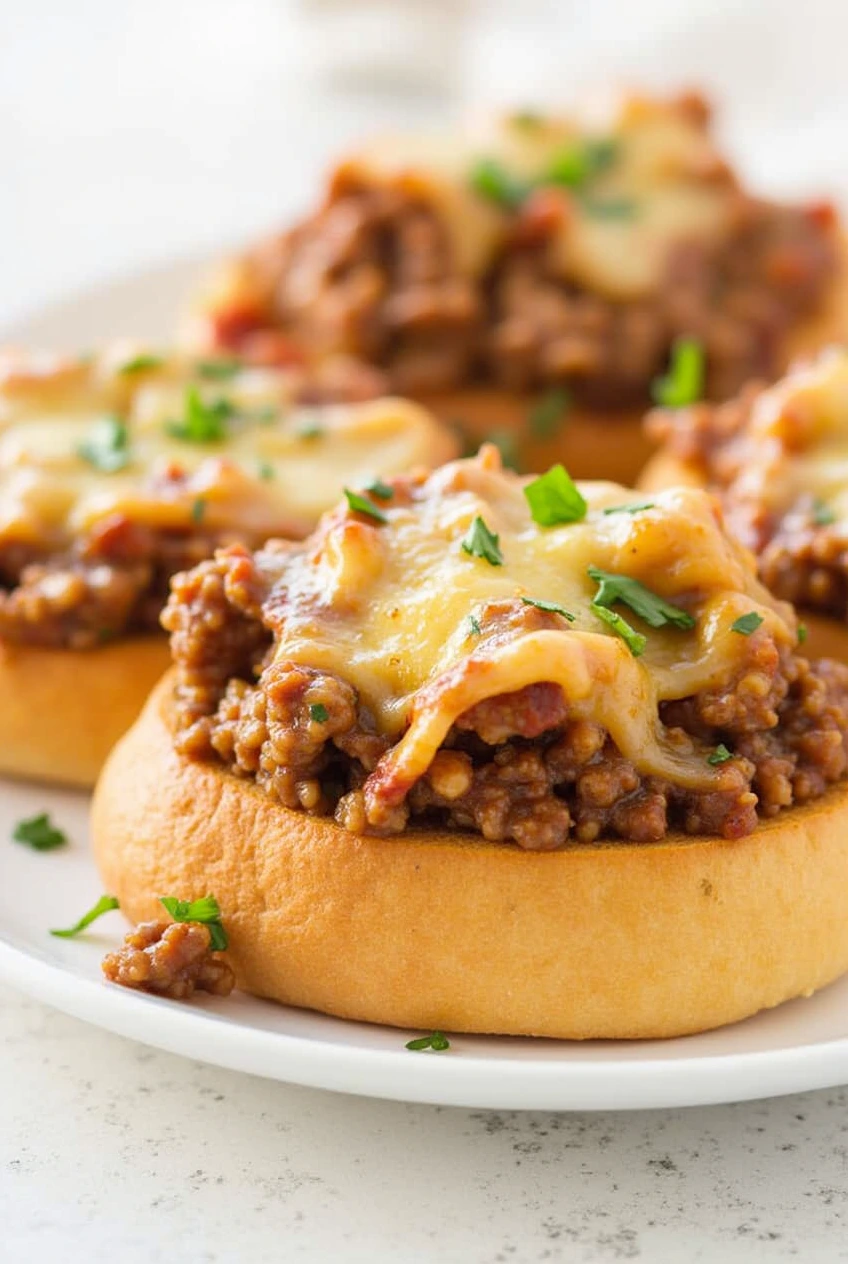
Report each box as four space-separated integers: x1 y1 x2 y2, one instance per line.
332 94 736 299
0 345 454 548
268 447 796 793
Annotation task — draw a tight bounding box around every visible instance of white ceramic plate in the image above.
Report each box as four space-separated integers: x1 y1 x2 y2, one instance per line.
3 264 848 1112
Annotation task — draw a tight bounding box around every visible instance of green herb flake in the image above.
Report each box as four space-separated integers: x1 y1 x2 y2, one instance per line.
50 895 120 939
469 157 528 210
602 501 655 516
13 812 68 851
118 353 163 375
309 703 329 723
812 498 836 526
528 387 571 440
167 386 232 443
77 416 131 472
191 497 206 524
257 460 275 481
508 110 544 130
580 196 639 220
461 515 504 566
545 137 619 189
364 477 394 501
707 744 733 766
467 614 482 637
591 604 647 657
651 336 705 409
405 1031 451 1052
159 895 228 952
524 464 587 527
296 420 325 441
343 488 388 524
196 358 241 380
798 623 808 644
731 611 764 636
587 566 696 629
489 429 521 471
520 596 576 621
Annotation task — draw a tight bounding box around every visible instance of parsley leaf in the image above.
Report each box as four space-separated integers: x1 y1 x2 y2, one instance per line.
707 744 733 765
469 158 528 209
196 358 241 380
509 110 544 130
118 353 163 375
520 596 576 621
13 812 67 851
191 497 206 524
461 515 504 566
364 477 393 501
587 566 695 629
651 336 705 408
77 416 131 472
591 604 647 656
160 895 228 951
167 386 232 443
257 460 275 481
344 488 388 524
296 419 324 441
309 703 329 723
731 612 764 636
524 465 587 526
528 388 571 440
51 895 120 938
467 614 482 636
798 623 808 644
580 196 638 220
405 1031 451 1052
602 501 655 515
812 498 836 526
489 429 521 471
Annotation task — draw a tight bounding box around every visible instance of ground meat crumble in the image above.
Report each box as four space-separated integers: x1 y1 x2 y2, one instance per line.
101 920 235 999
161 543 848 851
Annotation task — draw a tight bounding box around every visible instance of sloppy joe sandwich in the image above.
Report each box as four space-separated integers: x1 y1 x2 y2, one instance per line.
641 346 848 662
188 92 843 483
0 343 455 785
93 446 848 1039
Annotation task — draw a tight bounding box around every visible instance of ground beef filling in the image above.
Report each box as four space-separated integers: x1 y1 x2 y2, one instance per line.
102 920 235 999
220 190 835 406
648 390 848 620
162 547 848 850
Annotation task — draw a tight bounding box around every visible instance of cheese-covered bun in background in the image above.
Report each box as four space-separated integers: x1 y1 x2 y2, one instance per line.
94 447 848 1038
0 343 457 785
187 92 844 484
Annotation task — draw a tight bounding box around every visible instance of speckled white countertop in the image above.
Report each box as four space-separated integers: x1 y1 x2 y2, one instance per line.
4 3 848 1259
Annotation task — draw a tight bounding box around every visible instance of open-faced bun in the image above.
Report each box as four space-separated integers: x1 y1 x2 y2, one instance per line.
92 673 848 1040
1 637 170 787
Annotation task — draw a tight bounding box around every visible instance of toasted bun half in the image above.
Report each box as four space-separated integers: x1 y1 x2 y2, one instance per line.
0 637 171 787
92 672 848 1039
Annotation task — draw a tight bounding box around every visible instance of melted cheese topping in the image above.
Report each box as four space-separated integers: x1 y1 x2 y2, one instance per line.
0 344 455 549
332 94 736 299
268 447 795 795
720 346 848 532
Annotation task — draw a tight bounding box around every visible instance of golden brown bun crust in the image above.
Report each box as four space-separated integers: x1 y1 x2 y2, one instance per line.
93 672 848 1039
0 637 171 787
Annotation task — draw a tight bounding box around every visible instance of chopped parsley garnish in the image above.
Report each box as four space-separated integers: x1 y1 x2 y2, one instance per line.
343 488 388 524
489 429 521 471
707 744 733 766
160 895 228 951
580 196 638 219
591 604 646 657
364 477 393 501
545 137 619 189
587 566 695 629
469 157 528 210
461 515 503 566
731 612 764 636
13 813 68 851
296 419 325 441
118 353 163 375
196 358 241 380
77 416 131 472
167 387 232 443
508 110 544 130
191 497 206 524
405 1031 451 1052
520 596 576 621
798 623 808 644
467 614 482 636
257 460 275 481
50 895 120 938
812 498 836 526
528 387 571 440
309 703 329 723
602 501 655 516
524 464 587 526
651 336 705 408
